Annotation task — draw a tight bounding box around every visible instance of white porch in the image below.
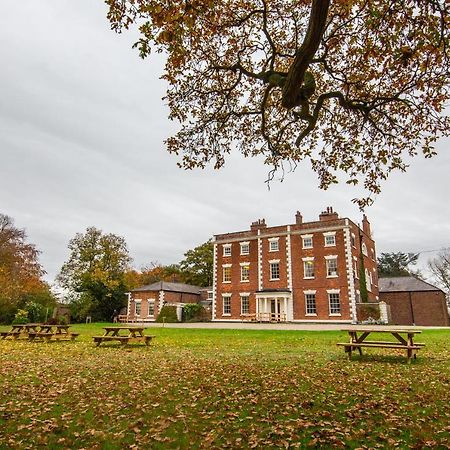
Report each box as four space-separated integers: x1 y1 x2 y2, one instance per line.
255 291 293 322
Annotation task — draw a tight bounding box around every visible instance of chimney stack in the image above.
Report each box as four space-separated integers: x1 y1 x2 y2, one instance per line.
319 206 339 222
295 211 303 225
250 218 267 231
362 214 371 237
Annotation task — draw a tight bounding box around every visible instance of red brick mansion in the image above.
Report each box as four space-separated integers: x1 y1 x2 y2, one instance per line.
212 208 379 323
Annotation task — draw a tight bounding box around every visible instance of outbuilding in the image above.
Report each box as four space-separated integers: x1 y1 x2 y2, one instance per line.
379 277 449 326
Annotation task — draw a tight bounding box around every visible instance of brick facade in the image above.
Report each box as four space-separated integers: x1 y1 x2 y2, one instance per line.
380 289 450 327
127 281 206 321
213 208 378 323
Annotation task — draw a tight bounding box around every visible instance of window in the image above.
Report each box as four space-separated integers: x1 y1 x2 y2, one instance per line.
303 258 315 278
240 264 250 282
240 295 249 315
305 292 317 315
223 265 231 283
354 258 359 279
148 300 155 317
223 295 231 315
302 235 313 249
270 261 280 280
269 238 279 252
362 242 368 256
326 257 338 277
366 269 372 292
328 292 341 314
135 301 141 317
223 244 232 256
324 232 336 247
351 233 356 248
240 242 250 255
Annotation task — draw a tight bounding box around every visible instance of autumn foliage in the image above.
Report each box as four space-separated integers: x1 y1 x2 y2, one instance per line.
106 0 450 206
0 214 53 323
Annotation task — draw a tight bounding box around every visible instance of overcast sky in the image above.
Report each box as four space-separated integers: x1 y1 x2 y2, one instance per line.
1 1 449 284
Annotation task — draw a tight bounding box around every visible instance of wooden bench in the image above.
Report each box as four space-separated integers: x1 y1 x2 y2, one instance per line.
337 342 424 359
93 336 130 346
93 328 155 347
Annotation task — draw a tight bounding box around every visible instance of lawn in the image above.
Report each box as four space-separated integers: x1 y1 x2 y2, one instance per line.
0 324 449 449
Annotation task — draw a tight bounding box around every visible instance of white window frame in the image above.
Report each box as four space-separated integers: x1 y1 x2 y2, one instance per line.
222 294 231 316
223 244 232 257
366 268 372 292
269 259 280 280
353 256 359 279
304 290 317 316
240 262 250 282
323 231 336 247
222 264 232 283
302 234 313 249
240 293 250 315
325 256 338 278
135 299 142 317
351 233 356 248
147 299 155 317
327 290 341 315
240 241 250 255
302 257 315 279
268 237 279 252
362 242 368 256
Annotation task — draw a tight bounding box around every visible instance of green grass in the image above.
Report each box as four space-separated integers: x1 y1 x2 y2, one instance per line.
0 323 449 449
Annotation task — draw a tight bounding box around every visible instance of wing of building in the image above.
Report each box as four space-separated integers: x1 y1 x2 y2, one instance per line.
379 276 450 326
212 208 379 323
126 281 212 322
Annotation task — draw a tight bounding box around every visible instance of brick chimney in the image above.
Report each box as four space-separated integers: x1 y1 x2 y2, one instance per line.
295 211 303 225
319 206 339 222
250 218 267 231
362 214 371 237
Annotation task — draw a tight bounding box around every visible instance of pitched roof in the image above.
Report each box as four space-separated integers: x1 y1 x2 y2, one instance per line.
379 276 442 293
131 281 203 295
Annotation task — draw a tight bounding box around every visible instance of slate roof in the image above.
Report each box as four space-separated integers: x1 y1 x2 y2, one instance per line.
379 276 442 293
131 281 204 295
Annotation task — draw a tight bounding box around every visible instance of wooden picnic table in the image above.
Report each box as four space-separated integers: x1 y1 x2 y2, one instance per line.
337 327 424 362
93 326 155 347
0 324 79 341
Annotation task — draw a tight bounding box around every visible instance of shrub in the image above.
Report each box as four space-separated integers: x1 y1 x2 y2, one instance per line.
156 305 178 323
57 315 68 325
12 309 29 324
182 303 205 322
356 303 381 322
24 301 46 323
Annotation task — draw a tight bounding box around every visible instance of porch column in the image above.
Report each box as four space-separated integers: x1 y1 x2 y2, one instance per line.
283 297 287 320
264 297 268 313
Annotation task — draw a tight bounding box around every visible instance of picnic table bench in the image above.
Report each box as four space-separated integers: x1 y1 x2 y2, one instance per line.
337 327 424 362
93 326 155 347
0 324 79 341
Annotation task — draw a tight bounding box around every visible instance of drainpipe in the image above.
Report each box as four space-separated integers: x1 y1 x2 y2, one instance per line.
408 292 415 326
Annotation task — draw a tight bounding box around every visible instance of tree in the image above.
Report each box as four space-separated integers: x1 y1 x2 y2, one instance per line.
0 213 54 323
428 249 450 299
124 262 185 289
57 227 131 321
377 252 419 278
106 0 450 207
179 240 213 287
